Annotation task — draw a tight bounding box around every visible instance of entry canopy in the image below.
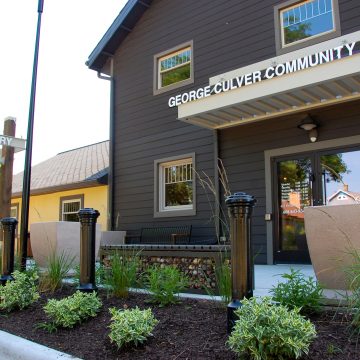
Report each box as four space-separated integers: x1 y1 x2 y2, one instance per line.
177 31 360 129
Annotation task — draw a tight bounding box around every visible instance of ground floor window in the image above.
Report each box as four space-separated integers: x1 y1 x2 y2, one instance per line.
154 154 196 217
10 204 19 219
60 195 84 222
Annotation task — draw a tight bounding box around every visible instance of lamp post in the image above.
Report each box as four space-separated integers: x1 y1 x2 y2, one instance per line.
225 192 256 333
20 0 44 271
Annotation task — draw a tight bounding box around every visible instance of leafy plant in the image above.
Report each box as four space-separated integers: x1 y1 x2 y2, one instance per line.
270 268 323 314
214 262 231 304
108 307 158 348
39 250 75 293
342 246 360 334
42 291 102 329
203 260 232 305
103 251 139 298
0 270 39 312
227 297 317 360
144 265 188 306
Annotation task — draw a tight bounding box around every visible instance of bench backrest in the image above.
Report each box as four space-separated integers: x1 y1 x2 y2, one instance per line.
140 225 191 244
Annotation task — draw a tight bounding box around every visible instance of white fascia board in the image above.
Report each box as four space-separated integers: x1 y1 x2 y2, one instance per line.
209 31 360 85
178 53 360 120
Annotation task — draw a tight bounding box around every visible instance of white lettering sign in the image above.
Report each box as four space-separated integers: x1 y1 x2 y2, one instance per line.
0 136 13 146
0 135 26 152
168 42 359 108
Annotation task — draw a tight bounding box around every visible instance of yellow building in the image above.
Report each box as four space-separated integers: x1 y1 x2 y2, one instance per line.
11 141 109 236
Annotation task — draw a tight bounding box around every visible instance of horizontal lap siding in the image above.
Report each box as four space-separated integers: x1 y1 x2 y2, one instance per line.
112 0 280 244
110 0 360 252
220 101 360 263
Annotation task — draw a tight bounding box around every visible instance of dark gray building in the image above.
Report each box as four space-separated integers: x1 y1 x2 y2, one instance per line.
87 0 360 264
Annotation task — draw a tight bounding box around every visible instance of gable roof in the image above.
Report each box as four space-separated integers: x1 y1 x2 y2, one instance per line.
328 189 360 203
12 141 109 197
86 0 153 72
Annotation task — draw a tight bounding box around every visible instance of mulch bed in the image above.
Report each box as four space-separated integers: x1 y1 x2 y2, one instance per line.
0 285 358 360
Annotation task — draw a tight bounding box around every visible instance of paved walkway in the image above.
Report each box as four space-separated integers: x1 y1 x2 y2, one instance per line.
254 264 315 297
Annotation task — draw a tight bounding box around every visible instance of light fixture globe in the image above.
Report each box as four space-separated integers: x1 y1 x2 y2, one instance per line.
297 115 318 131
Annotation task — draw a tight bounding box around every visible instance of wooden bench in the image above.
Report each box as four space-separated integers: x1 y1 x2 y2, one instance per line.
124 225 192 245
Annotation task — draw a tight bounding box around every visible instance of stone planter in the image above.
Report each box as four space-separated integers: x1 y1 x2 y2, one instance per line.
30 221 101 268
304 204 360 290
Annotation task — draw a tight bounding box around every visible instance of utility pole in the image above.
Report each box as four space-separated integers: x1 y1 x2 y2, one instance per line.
0 117 16 220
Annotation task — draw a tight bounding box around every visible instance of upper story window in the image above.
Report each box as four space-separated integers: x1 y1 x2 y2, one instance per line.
275 0 341 54
153 41 194 95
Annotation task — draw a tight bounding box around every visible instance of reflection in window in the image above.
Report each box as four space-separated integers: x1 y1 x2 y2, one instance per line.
278 159 312 251
281 0 335 46
322 150 360 205
158 47 192 89
160 158 193 212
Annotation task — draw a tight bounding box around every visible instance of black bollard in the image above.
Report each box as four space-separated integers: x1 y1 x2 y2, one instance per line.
0 217 18 285
225 192 256 333
77 208 100 292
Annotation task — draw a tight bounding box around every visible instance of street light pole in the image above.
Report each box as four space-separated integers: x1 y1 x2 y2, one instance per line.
20 0 44 271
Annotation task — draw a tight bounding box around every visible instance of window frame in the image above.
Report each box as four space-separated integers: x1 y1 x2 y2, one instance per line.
274 0 341 55
154 153 196 218
10 203 19 219
153 41 194 95
59 194 84 222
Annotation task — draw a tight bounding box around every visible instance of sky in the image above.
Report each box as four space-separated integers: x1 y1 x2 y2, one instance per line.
0 0 127 174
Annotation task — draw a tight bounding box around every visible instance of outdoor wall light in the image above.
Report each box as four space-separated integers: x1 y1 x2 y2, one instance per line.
298 115 319 143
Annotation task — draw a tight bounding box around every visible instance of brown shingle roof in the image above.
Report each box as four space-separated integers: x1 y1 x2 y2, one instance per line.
12 141 109 196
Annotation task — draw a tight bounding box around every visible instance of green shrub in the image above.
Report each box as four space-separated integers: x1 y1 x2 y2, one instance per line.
144 265 188 306
228 297 317 360
43 291 102 329
108 307 158 348
270 268 323 314
103 251 139 298
39 250 75 293
0 271 39 312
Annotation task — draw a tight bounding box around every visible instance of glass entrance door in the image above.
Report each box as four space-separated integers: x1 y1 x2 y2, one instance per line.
274 156 314 263
273 147 360 264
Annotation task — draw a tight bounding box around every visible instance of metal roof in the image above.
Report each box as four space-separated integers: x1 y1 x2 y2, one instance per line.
12 141 109 196
86 0 152 72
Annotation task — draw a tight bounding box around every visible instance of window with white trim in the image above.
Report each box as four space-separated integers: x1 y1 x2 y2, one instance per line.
10 205 18 219
154 155 196 217
154 41 194 94
61 198 82 222
275 0 340 54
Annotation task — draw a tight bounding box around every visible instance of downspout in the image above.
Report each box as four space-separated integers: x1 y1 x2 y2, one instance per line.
213 129 220 241
97 58 115 230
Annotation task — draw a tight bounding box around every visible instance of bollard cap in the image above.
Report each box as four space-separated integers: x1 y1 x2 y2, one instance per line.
225 192 256 207
0 217 18 226
77 208 100 220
